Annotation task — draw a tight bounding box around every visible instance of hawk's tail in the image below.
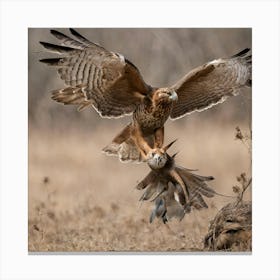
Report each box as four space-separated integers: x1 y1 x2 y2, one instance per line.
102 123 144 163
51 86 93 111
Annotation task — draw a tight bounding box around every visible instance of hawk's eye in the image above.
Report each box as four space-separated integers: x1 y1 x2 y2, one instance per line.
151 152 155 157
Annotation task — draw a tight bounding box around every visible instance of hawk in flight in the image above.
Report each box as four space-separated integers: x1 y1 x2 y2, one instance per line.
40 29 251 162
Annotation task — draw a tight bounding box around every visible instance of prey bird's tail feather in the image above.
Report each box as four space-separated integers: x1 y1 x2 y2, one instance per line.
137 161 220 223
175 166 233 202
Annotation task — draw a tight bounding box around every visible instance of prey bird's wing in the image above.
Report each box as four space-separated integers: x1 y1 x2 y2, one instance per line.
40 29 151 118
170 48 251 119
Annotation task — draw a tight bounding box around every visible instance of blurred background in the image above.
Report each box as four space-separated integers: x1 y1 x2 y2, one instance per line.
28 28 252 252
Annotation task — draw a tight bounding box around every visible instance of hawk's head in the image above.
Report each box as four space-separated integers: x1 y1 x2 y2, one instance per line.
153 88 178 104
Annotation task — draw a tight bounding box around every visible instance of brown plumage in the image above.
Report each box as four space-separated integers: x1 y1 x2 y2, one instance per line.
136 141 223 223
40 29 251 162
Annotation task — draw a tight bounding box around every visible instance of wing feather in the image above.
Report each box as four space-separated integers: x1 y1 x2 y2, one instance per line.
170 48 252 119
40 29 151 117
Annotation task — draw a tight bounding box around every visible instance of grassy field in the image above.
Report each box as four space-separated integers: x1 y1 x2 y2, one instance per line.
28 28 251 252
28 118 251 252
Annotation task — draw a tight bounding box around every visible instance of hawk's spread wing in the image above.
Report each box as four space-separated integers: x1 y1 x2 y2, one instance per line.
40 29 151 118
170 48 251 119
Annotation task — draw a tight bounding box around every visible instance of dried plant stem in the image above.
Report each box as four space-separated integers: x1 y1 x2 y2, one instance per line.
236 177 252 205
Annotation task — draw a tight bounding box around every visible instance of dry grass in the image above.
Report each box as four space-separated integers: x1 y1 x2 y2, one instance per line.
28 118 251 252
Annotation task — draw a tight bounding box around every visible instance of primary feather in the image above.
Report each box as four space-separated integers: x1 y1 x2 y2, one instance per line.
170 48 251 119
40 29 150 118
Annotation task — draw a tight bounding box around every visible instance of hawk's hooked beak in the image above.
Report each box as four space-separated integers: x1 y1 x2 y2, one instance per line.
169 91 178 101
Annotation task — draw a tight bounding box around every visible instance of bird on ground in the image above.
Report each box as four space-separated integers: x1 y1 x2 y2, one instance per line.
40 28 251 162
204 201 252 251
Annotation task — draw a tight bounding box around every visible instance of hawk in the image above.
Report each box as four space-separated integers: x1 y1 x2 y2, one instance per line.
40 29 251 162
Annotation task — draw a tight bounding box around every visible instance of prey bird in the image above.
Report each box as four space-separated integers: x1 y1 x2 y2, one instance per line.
136 140 229 223
40 29 251 162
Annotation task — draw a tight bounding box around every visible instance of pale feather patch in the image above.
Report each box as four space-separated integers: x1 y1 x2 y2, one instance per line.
116 53 125 64
208 58 223 65
174 192 180 203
